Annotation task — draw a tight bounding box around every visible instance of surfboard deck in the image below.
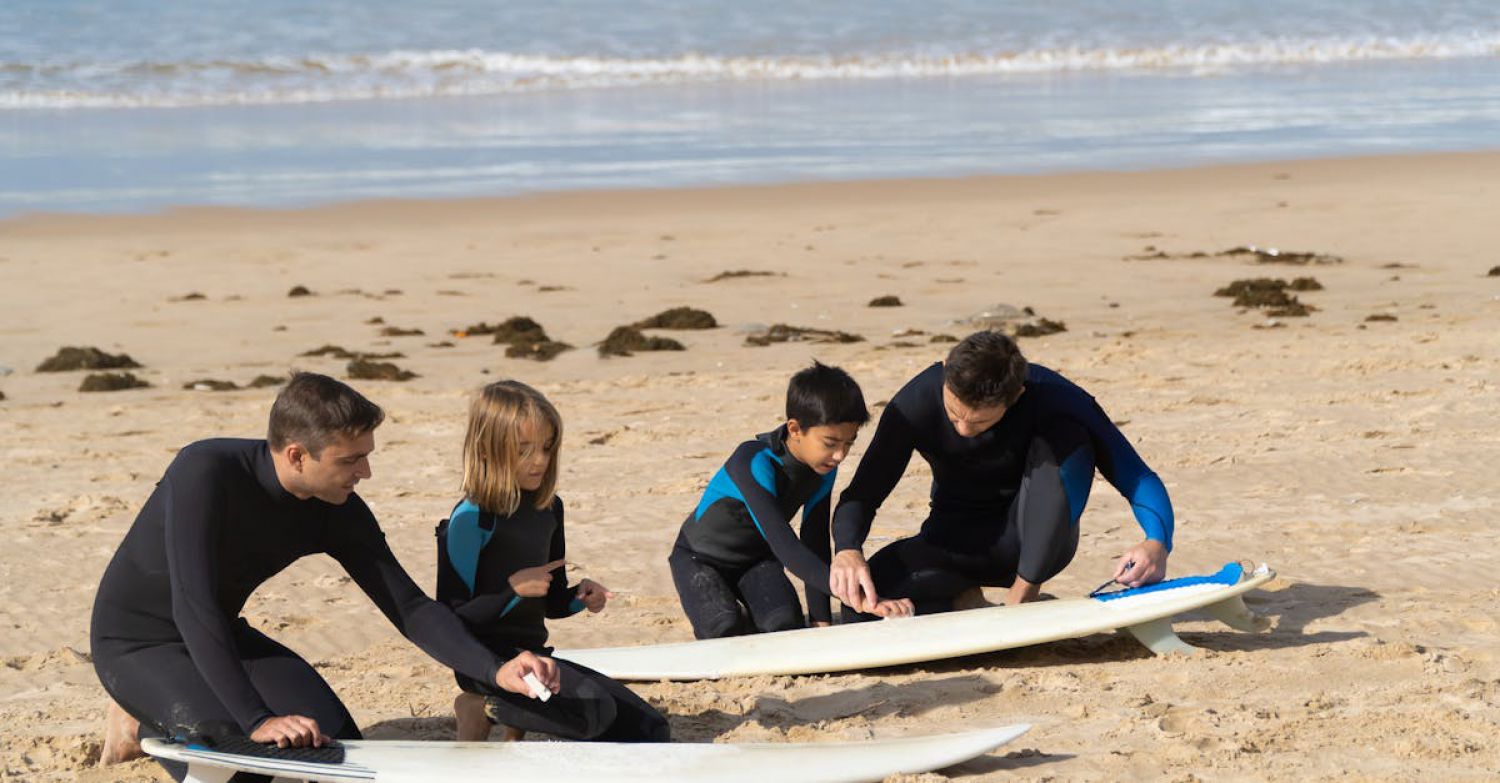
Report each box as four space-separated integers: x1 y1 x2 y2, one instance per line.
558 562 1275 681
142 723 1030 783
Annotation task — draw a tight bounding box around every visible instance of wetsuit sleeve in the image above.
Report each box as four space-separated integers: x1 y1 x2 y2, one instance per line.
722 441 833 594
442 505 522 626
832 403 917 551
799 491 834 624
448 583 521 626
544 498 585 619
160 457 276 733
327 505 511 686
1069 394 1175 550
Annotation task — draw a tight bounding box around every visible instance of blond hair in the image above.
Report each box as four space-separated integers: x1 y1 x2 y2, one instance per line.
462 380 562 516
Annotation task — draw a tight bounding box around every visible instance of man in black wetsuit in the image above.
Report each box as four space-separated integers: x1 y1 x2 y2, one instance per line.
91 373 560 781
828 331 1176 615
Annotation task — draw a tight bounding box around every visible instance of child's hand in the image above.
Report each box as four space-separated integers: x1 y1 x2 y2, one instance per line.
509 559 566 598
575 579 613 613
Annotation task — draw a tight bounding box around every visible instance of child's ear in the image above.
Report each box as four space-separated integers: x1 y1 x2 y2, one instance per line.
786 418 804 438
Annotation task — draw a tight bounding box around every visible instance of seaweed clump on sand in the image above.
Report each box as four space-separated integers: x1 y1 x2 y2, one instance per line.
868 295 903 307
957 304 1067 339
1488 266 1500 277
248 375 285 388
632 307 717 330
80 372 150 392
598 326 685 358
0 389 6 401
299 345 404 361
502 325 573 361
347 359 417 381
1012 318 1068 338
706 270 779 283
287 285 313 297
455 316 574 362
745 324 864 347
1218 245 1342 265
1365 313 1398 322
36 346 142 373
183 379 240 391
1125 245 1342 265
505 340 573 361
1213 278 1317 317
930 334 958 343
379 325 424 337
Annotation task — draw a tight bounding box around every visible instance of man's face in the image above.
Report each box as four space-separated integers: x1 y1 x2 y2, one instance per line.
299 430 375 504
941 384 1011 438
786 421 860 475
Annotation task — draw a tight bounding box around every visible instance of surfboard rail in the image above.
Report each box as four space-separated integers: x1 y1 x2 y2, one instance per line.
142 723 1030 783
558 562 1276 681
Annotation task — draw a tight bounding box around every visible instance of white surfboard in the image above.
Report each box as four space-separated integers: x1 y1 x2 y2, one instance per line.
559 562 1275 681
141 723 1030 783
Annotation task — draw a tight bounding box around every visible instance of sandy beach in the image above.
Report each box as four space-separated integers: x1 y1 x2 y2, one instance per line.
1 151 1497 781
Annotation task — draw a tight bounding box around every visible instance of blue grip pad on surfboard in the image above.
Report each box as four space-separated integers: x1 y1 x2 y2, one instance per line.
1091 561 1244 602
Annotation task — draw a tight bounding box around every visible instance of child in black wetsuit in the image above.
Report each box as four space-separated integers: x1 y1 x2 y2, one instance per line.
668 362 913 639
437 380 669 742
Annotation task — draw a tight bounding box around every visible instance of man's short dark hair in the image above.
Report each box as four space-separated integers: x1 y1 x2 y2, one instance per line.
943 331 1029 408
786 361 869 428
268 372 385 456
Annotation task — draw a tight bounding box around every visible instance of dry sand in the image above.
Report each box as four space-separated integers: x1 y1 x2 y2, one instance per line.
1 152 1497 781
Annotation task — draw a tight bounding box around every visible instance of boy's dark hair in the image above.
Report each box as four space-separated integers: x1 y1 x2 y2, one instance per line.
943 331 1029 408
267 372 385 456
786 361 869 428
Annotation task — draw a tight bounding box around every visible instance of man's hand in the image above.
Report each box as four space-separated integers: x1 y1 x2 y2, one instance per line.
871 598 915 618
1113 539 1169 588
575 579 613 613
829 549 878 613
250 715 328 748
508 559 566 598
496 651 560 697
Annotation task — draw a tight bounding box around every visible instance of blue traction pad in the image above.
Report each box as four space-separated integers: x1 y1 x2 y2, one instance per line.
1091 562 1243 603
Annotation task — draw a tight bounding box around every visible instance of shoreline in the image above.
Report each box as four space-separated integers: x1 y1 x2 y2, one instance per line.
6 148 1500 231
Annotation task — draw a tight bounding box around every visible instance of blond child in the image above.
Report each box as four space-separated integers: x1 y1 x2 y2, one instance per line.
437 380 669 742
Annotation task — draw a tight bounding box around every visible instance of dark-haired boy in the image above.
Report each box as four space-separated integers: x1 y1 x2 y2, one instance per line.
669 362 913 638
91 372 559 781
829 331 1175 616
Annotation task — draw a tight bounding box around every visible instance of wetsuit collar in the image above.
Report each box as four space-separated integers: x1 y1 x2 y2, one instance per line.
757 424 818 480
254 441 300 504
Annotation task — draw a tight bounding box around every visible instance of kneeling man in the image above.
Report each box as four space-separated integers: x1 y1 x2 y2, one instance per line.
91 373 558 781
829 331 1174 615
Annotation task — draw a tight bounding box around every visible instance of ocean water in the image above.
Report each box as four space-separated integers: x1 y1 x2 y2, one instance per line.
2 0 1498 214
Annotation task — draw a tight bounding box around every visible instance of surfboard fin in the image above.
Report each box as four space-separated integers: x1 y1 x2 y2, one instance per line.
1205 594 1271 633
1123 617 1198 656
180 765 235 783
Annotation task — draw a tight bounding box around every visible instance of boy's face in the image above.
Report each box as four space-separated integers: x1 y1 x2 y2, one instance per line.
786 420 860 475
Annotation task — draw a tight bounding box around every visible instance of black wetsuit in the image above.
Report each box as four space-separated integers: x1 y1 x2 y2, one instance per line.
833 363 1174 614
437 495 669 742
669 425 835 638
90 439 510 782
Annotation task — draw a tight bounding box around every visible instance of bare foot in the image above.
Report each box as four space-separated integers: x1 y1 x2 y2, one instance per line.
454 692 491 742
953 586 994 611
100 700 143 765
498 725 526 742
